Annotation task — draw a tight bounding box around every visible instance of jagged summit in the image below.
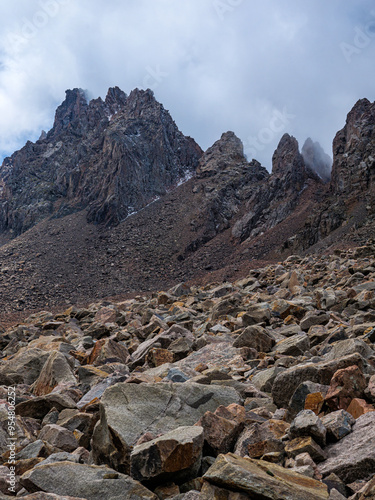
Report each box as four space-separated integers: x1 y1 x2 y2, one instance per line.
0 86 202 235
196 131 246 178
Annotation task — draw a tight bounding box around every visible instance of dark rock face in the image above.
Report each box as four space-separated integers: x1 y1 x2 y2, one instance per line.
178 131 269 258
0 87 202 235
330 99 375 196
292 99 375 252
301 138 332 183
232 133 321 242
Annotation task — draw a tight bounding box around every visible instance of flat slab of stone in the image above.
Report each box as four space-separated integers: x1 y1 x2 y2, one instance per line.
203 453 329 499
20 462 156 500
92 382 241 471
318 411 375 483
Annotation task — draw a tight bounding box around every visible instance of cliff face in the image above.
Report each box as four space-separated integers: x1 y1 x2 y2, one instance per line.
0 87 202 235
330 98 375 197
292 99 375 252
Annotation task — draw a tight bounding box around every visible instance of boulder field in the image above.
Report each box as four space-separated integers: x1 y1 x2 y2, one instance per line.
1 245 375 498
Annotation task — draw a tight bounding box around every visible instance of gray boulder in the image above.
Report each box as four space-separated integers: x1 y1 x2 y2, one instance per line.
92 382 241 472
318 411 375 482
20 462 156 499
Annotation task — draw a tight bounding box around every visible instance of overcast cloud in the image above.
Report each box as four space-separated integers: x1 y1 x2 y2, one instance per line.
0 0 374 169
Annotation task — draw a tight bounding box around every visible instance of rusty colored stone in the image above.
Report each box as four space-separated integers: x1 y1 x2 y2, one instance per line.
148 348 174 367
304 392 325 415
346 398 375 419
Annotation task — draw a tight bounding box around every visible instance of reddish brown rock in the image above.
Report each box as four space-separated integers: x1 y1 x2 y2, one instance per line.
284 436 327 463
346 398 375 419
196 411 243 456
147 348 174 367
234 420 289 459
325 365 367 411
130 426 204 483
33 351 77 396
214 403 246 424
87 338 130 366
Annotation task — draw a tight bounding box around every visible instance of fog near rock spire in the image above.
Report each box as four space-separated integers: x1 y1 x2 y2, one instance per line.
302 138 333 183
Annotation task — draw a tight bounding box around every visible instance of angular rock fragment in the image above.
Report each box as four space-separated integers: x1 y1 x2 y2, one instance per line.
92 382 241 472
130 426 203 484
20 462 157 499
321 410 355 442
289 410 326 446
318 411 375 482
203 453 329 499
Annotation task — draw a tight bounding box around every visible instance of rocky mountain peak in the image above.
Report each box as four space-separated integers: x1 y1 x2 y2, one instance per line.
302 137 332 183
271 133 304 177
105 86 127 114
0 86 203 235
196 131 246 178
48 88 89 139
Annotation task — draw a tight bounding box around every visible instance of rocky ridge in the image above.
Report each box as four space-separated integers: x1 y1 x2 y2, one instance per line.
0 245 375 498
0 87 202 235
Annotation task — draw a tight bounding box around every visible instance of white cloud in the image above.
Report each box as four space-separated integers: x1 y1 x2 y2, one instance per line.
0 0 375 169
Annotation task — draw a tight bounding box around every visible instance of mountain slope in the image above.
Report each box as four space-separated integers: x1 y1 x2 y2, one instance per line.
0 90 374 318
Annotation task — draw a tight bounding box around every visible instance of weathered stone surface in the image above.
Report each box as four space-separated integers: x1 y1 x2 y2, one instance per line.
0 348 50 385
318 411 375 482
16 394 77 419
321 410 355 442
300 312 330 331
323 339 374 362
251 366 285 393
234 420 289 459
20 462 157 499
233 325 275 352
304 392 325 415
346 398 375 419
289 410 326 446
33 351 77 396
203 453 329 499
130 426 203 483
273 334 310 357
287 382 329 420
92 382 241 472
285 436 327 462
38 424 78 452
325 365 367 411
242 303 271 325
87 338 130 366
272 353 366 408
196 410 242 456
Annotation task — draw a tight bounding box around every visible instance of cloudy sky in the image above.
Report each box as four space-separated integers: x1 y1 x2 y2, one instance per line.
0 0 374 169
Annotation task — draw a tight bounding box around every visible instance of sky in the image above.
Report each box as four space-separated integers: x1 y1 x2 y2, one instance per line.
0 0 374 170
